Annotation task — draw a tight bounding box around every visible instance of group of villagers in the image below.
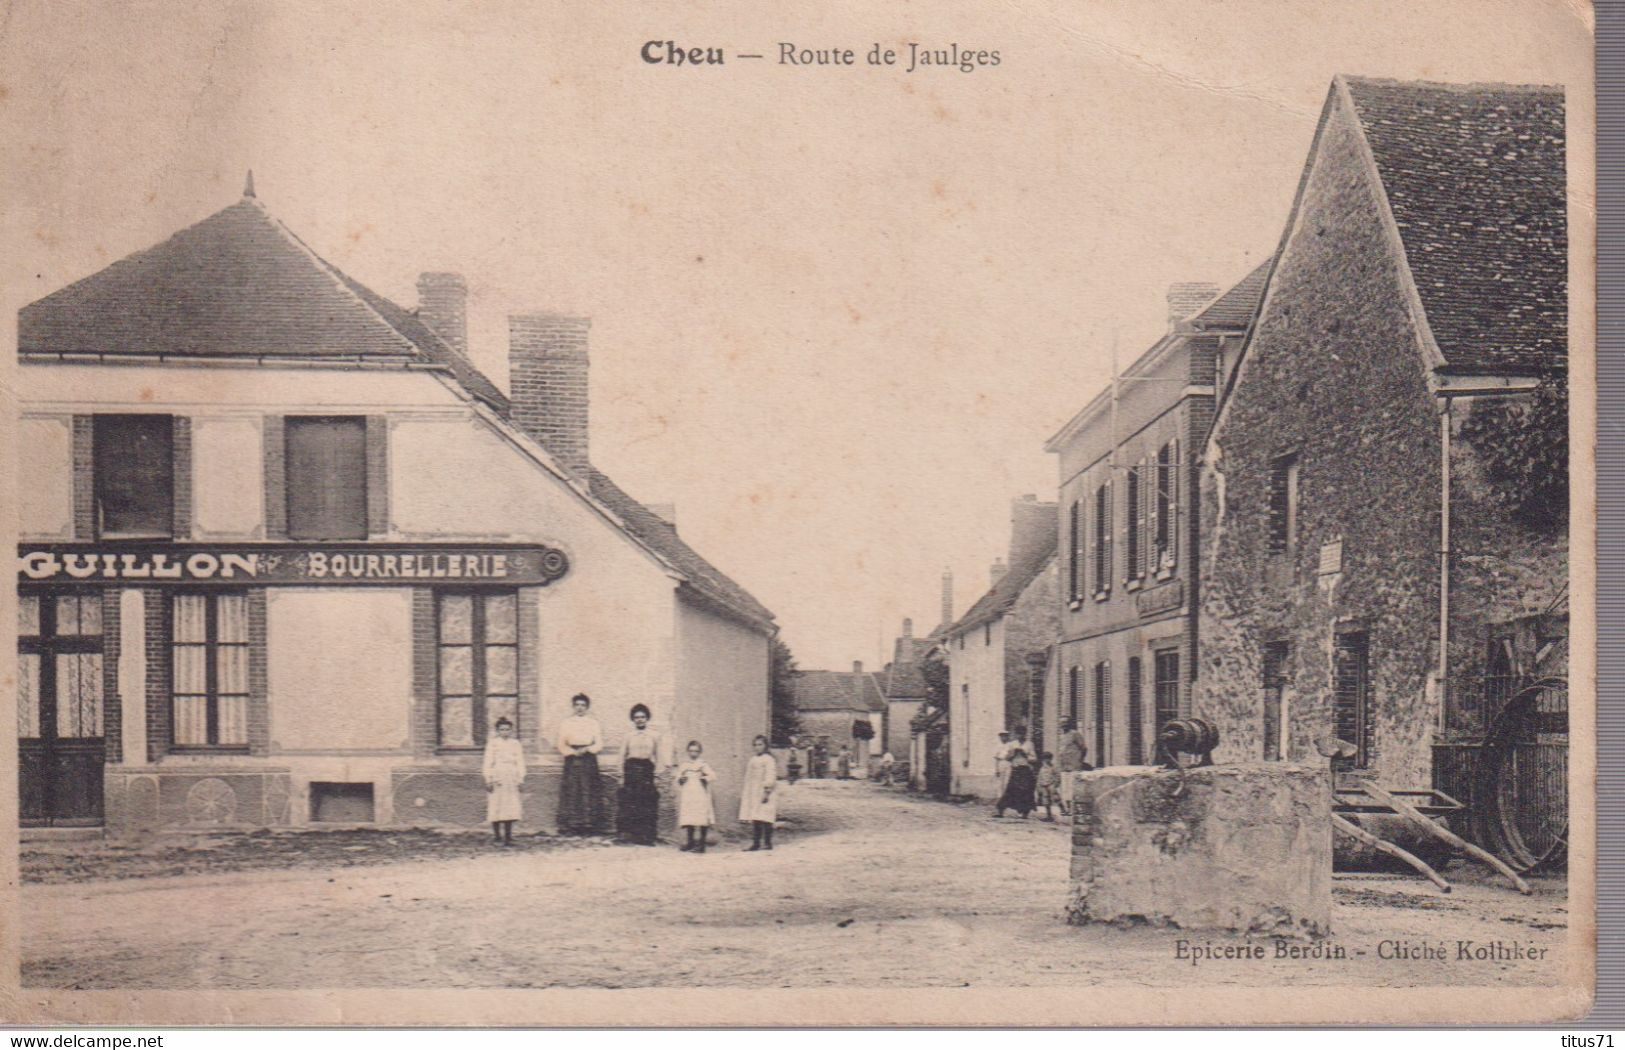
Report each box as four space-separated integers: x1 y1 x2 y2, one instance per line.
481 693 779 852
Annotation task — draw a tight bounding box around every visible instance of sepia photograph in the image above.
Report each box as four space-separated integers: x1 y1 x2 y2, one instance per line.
0 0 1595 1028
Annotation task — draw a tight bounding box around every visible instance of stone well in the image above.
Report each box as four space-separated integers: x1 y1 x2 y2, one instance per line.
1067 763 1332 938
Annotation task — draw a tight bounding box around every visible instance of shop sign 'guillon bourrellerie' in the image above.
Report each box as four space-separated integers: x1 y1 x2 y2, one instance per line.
18 544 572 586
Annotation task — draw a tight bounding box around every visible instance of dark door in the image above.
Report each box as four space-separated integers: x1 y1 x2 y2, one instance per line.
19 591 107 826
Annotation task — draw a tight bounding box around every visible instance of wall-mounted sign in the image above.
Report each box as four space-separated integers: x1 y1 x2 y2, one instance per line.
18 544 570 587
1318 538 1343 576
1136 579 1184 619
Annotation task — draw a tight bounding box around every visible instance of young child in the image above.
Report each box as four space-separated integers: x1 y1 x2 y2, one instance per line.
738 734 778 851
1035 751 1059 823
482 716 526 845
675 740 716 853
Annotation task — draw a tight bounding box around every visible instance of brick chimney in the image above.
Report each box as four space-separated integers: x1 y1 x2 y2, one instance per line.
851 661 865 708
941 569 954 627
893 618 916 667
1009 494 1059 569
417 273 469 359
1167 282 1220 328
508 313 591 474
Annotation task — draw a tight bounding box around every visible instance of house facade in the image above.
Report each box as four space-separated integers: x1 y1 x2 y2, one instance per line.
789 664 886 771
1042 274 1265 769
944 496 1058 798
18 185 775 833
879 618 929 761
1194 77 1568 803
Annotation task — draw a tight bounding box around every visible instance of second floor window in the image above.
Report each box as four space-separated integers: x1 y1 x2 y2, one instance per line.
1092 481 1113 597
94 415 173 538
1267 453 1299 556
286 416 368 540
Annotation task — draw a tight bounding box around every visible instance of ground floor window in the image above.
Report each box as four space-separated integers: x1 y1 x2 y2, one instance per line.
1152 649 1180 762
437 590 519 748
1092 661 1111 766
1126 656 1144 764
1333 631 1371 770
172 592 250 747
1262 641 1290 760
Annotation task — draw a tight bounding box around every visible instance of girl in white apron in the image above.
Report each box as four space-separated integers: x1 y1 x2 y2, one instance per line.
482 717 526 845
675 740 716 853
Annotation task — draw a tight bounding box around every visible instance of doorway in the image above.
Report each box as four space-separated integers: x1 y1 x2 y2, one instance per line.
19 591 107 826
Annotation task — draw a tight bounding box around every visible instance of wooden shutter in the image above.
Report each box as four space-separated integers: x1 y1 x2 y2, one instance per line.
1134 459 1149 581
1126 656 1144 764
286 416 368 540
1166 439 1179 570
1068 500 1082 601
1102 480 1113 594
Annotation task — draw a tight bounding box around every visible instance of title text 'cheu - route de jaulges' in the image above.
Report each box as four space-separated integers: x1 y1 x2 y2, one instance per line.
641 40 1001 73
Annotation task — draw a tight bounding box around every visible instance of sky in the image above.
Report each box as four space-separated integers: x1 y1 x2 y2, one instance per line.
1 0 1591 669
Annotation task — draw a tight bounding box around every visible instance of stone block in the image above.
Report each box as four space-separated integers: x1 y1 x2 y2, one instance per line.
1067 763 1331 938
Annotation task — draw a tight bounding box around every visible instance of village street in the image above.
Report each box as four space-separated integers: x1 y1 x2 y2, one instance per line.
24 779 1568 990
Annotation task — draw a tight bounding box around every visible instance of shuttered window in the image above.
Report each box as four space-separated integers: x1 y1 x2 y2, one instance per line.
1126 656 1144 764
1067 500 1084 602
1125 464 1142 583
1093 481 1112 597
1333 632 1371 770
94 415 173 537
285 416 368 540
171 593 250 748
1155 440 1178 571
1093 660 1111 766
1066 666 1081 724
1262 641 1290 761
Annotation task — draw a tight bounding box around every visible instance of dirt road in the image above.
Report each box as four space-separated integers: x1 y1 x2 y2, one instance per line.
23 779 1569 988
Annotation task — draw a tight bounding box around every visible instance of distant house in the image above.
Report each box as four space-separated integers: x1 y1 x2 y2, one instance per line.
1042 270 1267 769
1195 77 1568 817
879 618 929 762
790 664 887 770
943 496 1059 798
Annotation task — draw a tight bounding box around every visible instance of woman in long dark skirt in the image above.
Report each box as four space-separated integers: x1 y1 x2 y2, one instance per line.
994 727 1038 818
617 703 667 845
554 693 604 834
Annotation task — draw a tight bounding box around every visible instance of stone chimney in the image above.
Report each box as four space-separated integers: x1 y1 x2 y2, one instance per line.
991 557 1008 585
941 569 954 627
851 661 865 708
508 313 591 474
417 273 469 359
1167 282 1220 328
645 503 677 528
893 618 916 667
1009 494 1059 570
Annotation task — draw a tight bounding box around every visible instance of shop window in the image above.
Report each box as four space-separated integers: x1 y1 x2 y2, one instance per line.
285 416 368 540
1267 453 1299 556
437 591 520 748
1153 649 1180 762
94 415 173 538
171 592 250 748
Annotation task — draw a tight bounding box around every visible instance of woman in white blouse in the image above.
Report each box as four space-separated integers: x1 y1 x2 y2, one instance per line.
554 693 603 835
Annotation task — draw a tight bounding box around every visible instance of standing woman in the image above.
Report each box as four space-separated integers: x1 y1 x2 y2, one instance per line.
618 703 668 845
994 726 1038 819
555 693 604 835
738 734 779 851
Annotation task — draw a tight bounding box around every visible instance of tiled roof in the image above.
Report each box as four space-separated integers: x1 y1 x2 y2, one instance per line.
1187 261 1271 331
791 670 887 713
583 469 776 632
882 662 928 699
1342 76 1567 374
20 197 512 406
950 541 1058 636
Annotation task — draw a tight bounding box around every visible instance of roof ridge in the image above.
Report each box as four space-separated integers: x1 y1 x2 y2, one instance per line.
1337 73 1564 95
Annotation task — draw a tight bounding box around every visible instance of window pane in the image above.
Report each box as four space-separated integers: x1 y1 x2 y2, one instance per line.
486 645 517 694
440 696 475 747
217 695 249 746
285 417 367 540
438 595 472 644
217 594 248 643
18 595 39 637
173 644 208 694
94 415 173 536
485 594 517 643
18 653 40 738
439 645 473 695
79 595 102 636
487 697 518 736
217 644 249 694
56 653 102 738
174 696 209 746
173 595 208 643
54 596 79 635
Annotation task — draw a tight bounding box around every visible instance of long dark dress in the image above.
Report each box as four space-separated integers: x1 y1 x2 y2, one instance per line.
617 758 659 844
559 754 601 833
997 749 1038 816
